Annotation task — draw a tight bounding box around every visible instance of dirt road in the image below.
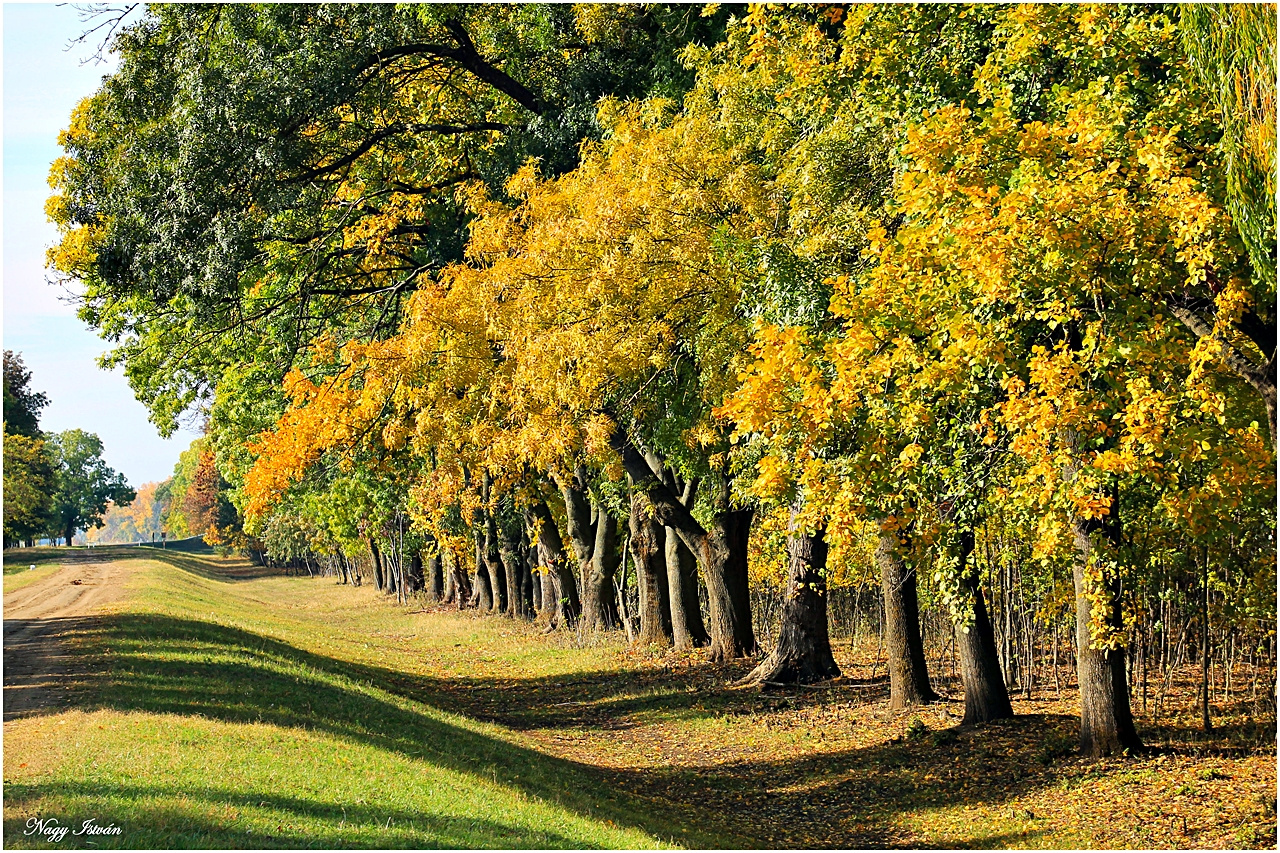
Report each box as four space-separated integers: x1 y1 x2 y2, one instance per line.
3 553 133 721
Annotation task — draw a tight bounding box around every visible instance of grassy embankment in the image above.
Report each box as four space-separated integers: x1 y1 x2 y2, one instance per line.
2 546 1275 849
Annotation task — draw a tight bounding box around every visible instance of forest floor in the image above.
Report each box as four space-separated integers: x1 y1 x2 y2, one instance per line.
3 548 1276 849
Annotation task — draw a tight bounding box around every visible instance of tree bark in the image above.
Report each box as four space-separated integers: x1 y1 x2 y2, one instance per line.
403 551 421 595
484 510 508 614
1072 519 1142 757
585 506 621 630
470 530 493 610
742 509 840 685
496 520 524 619
1168 302 1276 450
446 548 470 610
666 526 709 650
521 532 537 617
718 505 756 655
1201 554 1212 732
877 529 937 707
425 551 443 602
527 501 579 628
954 530 1013 725
555 466 596 578
630 492 672 646
369 537 386 592
610 426 755 660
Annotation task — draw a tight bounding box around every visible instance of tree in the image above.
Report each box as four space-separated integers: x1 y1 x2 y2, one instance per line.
3 350 49 438
845 4 1269 754
47 4 734 438
3 433 56 547
47 429 135 546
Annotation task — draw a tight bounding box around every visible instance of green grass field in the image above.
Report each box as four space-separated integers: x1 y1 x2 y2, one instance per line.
3 552 694 849
3 549 1274 849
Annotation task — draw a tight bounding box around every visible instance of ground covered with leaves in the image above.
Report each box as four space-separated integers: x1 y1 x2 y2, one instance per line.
4 550 1275 849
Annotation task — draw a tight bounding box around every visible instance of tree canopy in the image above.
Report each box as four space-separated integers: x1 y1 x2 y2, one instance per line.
46 429 135 546
45 2 1275 759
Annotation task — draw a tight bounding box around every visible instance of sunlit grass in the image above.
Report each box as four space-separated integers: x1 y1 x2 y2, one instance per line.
3 548 65 591
2 553 687 849
3 549 1273 849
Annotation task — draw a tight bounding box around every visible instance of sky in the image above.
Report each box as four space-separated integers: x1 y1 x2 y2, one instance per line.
3 2 201 487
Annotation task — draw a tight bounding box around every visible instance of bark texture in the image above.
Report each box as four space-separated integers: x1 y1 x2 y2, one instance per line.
877 530 937 707
742 515 840 685
554 469 621 632
483 511 508 613
1072 519 1142 757
446 549 471 611
406 552 425 595
528 501 579 628
630 493 673 646
497 523 524 619
1168 302 1276 449
425 552 444 602
369 537 386 592
586 508 621 630
470 531 493 610
954 530 1013 725
666 526 709 650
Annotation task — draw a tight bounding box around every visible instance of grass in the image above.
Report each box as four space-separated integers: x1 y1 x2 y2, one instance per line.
3 548 1276 849
2 546 88 592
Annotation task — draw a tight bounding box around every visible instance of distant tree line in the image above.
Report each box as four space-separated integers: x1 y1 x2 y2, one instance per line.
3 350 134 547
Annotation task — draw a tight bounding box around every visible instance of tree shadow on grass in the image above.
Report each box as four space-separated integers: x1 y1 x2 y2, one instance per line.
3 778 590 850
5 613 740 849
0 611 1118 849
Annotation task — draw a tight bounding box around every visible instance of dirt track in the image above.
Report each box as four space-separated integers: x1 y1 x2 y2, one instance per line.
3 553 133 721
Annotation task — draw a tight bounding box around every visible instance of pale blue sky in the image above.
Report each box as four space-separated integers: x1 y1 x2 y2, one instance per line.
4 2 201 487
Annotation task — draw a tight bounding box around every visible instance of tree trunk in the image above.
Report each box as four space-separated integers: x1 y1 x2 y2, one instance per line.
1072 519 1142 757
954 530 1013 725
447 549 471 611
666 526 709 650
527 502 579 628
369 537 386 592
585 507 621 631
555 466 596 580
1201 555 1212 732
716 505 756 657
426 552 443 602
877 529 937 707
630 492 672 647
406 551 424 595
610 426 756 660
1167 302 1276 450
742 510 840 685
541 569 561 627
496 523 523 619
521 534 536 617
531 562 542 614
470 530 493 610
484 511 508 614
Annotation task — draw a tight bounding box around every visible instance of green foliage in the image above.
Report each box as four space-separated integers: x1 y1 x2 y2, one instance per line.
47 3 734 437
46 429 135 543
1180 4 1277 288
3 433 56 546
3 350 48 438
